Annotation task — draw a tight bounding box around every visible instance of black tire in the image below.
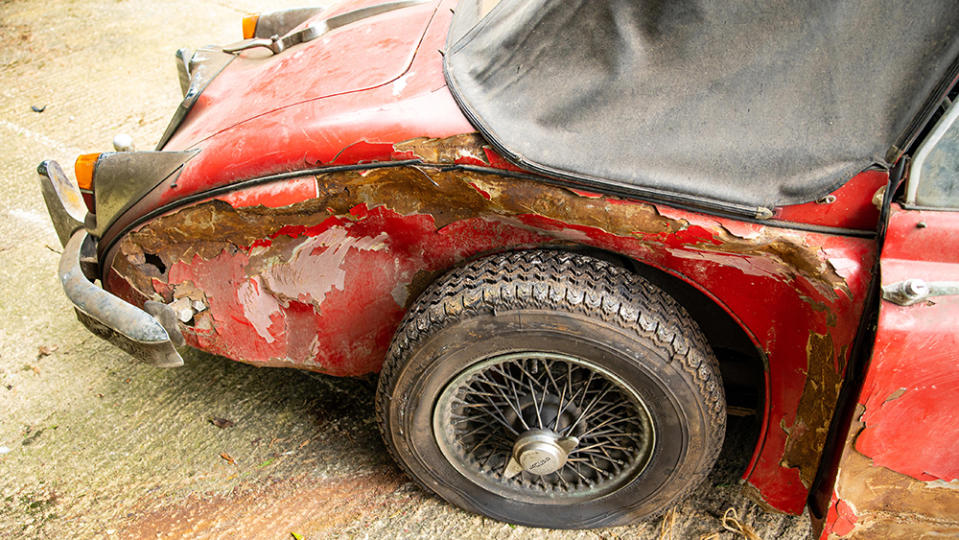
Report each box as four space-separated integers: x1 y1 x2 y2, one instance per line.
375 250 725 528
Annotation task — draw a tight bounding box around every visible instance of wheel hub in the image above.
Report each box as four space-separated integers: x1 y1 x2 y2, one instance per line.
507 429 579 476
433 351 656 499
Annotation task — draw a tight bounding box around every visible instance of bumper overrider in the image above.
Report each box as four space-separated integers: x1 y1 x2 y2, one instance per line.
38 159 185 367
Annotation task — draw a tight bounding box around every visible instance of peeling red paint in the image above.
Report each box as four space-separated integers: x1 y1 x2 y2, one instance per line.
467 182 491 200
481 147 527 173
818 411 959 539
821 491 860 538
833 499 859 536
821 494 840 537
125 203 554 376
567 188 604 199
91 0 890 517
816 204 959 539
217 177 319 209
105 146 873 514
855 206 959 483
636 225 723 249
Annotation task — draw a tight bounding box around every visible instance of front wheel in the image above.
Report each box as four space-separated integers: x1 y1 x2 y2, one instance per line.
375 250 725 528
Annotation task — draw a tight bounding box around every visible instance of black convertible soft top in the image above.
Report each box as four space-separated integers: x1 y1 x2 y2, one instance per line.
445 0 959 214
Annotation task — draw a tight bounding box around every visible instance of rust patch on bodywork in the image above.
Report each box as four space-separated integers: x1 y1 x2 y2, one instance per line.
393 132 490 164
115 158 849 318
106 135 868 512
782 333 843 488
126 133 848 291
823 411 959 539
108 131 858 405
108 132 859 380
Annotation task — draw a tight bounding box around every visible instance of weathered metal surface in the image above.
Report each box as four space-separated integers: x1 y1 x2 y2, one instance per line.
819 206 959 538
37 160 87 246
820 418 959 539
163 0 439 152
60 231 183 368
90 0 887 518
247 7 327 40
105 131 874 515
91 150 197 237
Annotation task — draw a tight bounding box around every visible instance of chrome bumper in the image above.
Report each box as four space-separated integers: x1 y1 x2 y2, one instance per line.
40 160 184 368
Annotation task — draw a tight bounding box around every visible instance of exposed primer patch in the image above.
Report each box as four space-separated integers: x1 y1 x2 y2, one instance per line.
394 133 488 164
237 277 281 343
927 479 959 491
261 228 390 308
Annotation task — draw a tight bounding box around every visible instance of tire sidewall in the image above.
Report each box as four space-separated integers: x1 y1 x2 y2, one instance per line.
385 309 715 528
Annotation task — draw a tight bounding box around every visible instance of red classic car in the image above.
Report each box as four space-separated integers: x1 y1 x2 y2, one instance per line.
38 0 959 535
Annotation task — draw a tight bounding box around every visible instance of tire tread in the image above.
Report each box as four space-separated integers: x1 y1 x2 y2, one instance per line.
375 249 725 525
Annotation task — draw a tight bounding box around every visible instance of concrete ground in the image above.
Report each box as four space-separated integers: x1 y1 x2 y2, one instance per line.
0 1 812 538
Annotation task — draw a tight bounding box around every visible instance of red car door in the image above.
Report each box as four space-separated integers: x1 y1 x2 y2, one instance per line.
821 100 959 538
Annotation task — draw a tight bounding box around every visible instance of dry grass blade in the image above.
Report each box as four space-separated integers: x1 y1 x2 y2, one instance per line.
657 507 676 540
721 507 762 540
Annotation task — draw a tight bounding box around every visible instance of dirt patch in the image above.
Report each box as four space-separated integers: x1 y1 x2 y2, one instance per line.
120 469 421 539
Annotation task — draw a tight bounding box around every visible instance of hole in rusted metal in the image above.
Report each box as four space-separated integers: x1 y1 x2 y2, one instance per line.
144 252 167 274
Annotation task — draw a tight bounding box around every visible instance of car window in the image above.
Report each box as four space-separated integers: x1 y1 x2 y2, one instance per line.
909 99 959 209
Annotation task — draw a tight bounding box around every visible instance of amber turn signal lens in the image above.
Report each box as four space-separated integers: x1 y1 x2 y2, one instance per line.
242 13 259 40
74 153 100 191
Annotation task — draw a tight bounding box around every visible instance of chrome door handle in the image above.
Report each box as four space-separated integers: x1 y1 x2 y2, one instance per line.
881 278 959 306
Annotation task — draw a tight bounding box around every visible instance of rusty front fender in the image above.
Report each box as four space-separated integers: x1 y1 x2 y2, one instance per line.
101 134 874 515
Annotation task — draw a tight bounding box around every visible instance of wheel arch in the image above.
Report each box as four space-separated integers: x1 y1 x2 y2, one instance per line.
104 158 872 515
517 244 769 477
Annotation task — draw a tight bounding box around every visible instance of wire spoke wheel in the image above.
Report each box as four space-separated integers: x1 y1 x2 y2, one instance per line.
433 352 655 501
376 250 725 528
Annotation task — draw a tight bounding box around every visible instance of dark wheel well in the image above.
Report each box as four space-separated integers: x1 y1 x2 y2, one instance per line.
433 243 765 472
555 245 766 474
560 245 765 409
